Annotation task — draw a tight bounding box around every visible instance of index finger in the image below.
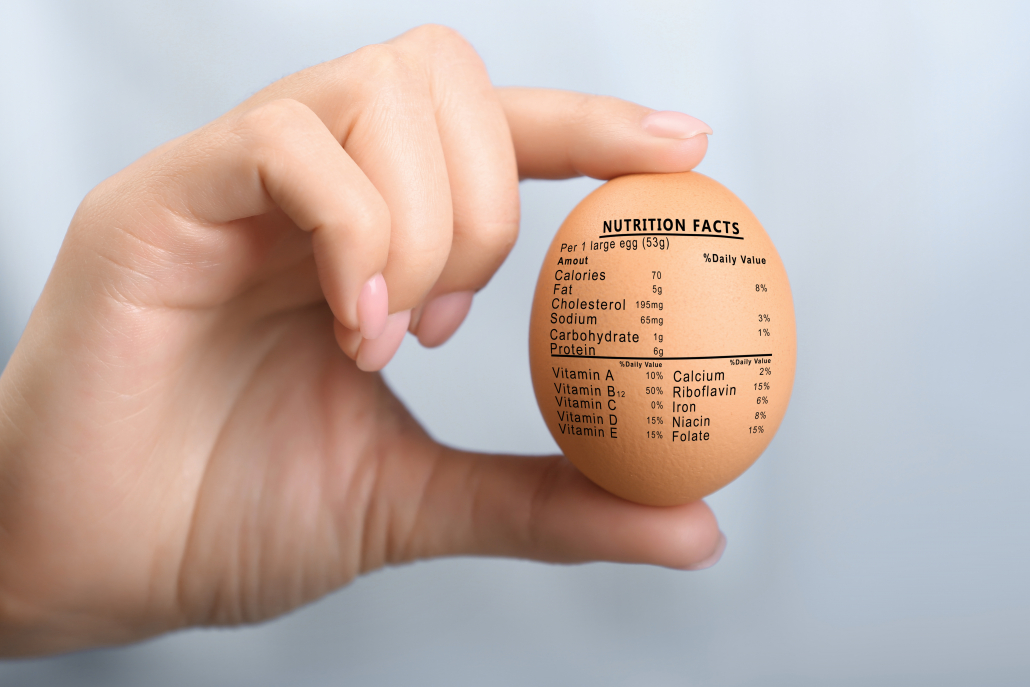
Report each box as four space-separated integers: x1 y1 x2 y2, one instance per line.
496 87 711 180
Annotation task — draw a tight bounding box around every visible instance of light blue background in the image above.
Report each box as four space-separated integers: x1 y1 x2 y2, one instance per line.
1 1 1028 684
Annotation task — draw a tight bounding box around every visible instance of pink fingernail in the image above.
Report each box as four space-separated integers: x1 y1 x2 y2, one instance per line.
641 111 713 139
415 291 474 348
357 273 389 340
686 531 727 571
356 309 411 372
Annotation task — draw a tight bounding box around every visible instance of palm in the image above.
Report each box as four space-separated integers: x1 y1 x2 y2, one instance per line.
175 304 423 627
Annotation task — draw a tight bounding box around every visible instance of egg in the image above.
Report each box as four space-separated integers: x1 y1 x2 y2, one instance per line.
529 172 796 506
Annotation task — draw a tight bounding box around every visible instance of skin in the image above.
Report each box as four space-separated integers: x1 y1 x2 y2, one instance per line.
0 25 721 656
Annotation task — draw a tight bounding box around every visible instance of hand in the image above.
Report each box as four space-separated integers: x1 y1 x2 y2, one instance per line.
0 25 722 656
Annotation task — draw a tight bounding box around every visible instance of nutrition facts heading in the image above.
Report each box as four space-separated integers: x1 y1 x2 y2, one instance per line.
601 218 743 238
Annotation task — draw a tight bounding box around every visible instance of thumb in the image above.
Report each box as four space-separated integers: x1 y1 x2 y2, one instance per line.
384 449 725 571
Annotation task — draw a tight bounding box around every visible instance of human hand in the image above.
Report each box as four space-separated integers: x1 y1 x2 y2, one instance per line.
0 25 722 656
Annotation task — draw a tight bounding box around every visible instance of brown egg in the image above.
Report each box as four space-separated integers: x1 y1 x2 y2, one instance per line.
529 172 796 506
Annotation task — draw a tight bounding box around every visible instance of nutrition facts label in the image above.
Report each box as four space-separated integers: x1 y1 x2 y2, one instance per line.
543 235 782 441
528 173 796 504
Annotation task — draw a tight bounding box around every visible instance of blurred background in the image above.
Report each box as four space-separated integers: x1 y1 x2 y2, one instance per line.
1 1 1028 684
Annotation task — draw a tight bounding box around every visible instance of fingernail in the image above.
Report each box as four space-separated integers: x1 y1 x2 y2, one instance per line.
357 273 389 340
686 531 726 571
415 291 474 348
356 309 411 372
641 111 713 139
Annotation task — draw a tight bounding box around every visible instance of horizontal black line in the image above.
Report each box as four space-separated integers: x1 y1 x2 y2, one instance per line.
550 353 772 361
597 233 744 240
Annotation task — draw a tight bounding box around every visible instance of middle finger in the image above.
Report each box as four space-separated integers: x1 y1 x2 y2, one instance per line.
237 39 454 314
388 25 521 346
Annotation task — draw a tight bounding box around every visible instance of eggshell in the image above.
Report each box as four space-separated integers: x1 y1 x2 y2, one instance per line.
529 172 796 506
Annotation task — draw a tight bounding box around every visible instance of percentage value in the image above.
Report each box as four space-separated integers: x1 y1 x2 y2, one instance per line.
647 371 664 380
647 416 664 425
760 367 772 375
756 284 768 292
755 411 767 420
647 430 664 439
651 400 663 409
749 425 765 434
758 314 771 322
757 396 769 404
646 387 664 395
754 382 770 390
758 328 770 336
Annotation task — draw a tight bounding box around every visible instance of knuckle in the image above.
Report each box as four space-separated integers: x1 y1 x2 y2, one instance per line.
349 42 418 85
396 238 452 294
348 194 391 244
492 216 521 254
237 98 316 146
568 92 599 127
579 94 626 132
459 175 521 257
407 224 453 265
408 23 472 52
525 457 565 553
565 95 626 160
406 24 486 77
464 213 520 257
